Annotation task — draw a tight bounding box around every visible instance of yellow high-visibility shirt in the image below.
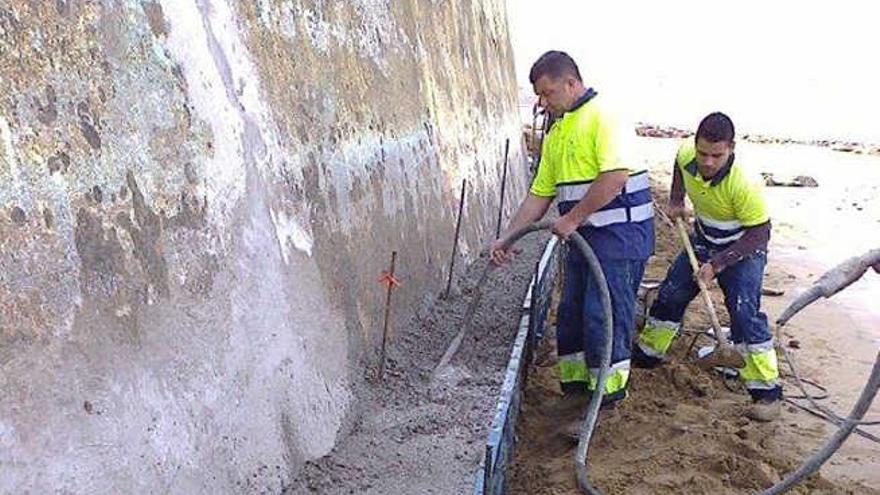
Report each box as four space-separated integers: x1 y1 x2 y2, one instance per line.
676 141 769 246
530 93 645 197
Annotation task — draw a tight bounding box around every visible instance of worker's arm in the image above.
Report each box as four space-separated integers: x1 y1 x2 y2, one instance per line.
551 170 630 238
697 169 772 284
489 193 553 265
668 161 688 219
697 221 772 285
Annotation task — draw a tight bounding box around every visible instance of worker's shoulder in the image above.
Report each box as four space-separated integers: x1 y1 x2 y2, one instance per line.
568 95 605 126
725 156 766 193
675 140 695 165
572 93 637 143
572 93 620 122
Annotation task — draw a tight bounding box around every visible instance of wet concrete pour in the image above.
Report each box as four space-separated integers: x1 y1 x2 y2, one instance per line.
287 231 550 494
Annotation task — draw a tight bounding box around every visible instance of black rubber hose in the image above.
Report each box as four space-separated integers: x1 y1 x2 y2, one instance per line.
432 221 555 379
434 220 611 494
568 232 612 495
500 222 610 495
492 221 612 495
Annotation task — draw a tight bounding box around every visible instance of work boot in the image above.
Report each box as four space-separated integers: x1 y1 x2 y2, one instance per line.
631 344 663 369
745 399 781 422
547 389 590 418
563 401 619 443
564 417 584 443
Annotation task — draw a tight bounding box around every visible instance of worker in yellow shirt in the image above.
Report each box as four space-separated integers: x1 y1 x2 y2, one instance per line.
633 112 782 421
491 51 655 433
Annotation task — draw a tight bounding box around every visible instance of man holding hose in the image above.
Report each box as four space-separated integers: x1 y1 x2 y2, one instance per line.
633 112 783 421
491 51 655 430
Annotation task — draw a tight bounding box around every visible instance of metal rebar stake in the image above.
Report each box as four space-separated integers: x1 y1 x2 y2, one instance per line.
444 179 467 299
495 138 510 238
378 251 398 380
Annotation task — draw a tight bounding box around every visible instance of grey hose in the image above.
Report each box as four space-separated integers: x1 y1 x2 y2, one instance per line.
762 352 880 495
432 221 555 378
762 248 880 494
433 220 612 494
568 232 612 495
777 248 880 326
498 221 611 495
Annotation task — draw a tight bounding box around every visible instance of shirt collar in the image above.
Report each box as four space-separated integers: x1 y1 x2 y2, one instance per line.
546 88 597 132
567 87 597 113
684 153 735 186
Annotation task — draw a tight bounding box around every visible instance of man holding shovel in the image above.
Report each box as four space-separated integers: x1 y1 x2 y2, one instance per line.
633 112 783 421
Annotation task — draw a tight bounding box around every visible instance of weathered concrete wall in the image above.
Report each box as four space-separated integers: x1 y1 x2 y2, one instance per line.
0 0 524 492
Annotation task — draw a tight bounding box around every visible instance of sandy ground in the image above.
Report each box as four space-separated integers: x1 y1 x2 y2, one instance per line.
640 137 880 489
285 230 549 494
508 137 880 494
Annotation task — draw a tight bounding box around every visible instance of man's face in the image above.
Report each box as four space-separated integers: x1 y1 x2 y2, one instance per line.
695 137 734 179
533 75 578 115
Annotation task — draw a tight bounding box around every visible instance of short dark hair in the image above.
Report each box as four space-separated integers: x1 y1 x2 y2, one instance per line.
529 51 582 84
696 112 735 143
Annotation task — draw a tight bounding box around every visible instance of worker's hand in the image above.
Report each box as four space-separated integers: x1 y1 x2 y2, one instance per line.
667 202 689 220
696 263 716 286
551 214 580 239
489 238 515 266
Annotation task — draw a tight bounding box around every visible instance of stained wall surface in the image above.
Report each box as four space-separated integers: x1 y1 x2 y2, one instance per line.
0 0 524 492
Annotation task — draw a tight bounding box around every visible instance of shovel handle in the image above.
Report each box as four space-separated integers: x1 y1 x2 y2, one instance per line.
675 218 729 347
